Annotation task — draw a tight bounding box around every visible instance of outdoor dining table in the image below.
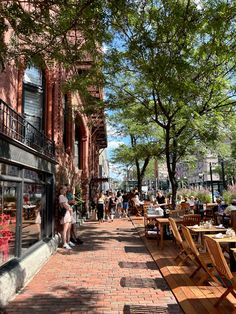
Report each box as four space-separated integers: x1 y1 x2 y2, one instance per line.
156 217 183 249
187 225 227 248
204 234 236 271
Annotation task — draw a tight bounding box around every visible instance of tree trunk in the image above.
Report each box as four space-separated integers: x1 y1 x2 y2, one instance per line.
135 157 150 197
165 127 178 209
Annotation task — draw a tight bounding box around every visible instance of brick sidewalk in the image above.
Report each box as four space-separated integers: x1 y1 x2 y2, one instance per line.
4 218 183 314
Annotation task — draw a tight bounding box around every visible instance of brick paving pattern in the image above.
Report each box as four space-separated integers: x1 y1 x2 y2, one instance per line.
4 218 183 314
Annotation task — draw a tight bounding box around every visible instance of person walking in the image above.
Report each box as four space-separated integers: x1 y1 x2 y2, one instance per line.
108 192 117 222
97 192 106 223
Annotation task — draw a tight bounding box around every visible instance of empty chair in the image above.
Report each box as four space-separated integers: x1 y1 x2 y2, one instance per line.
181 225 218 285
182 214 201 226
169 218 191 265
204 236 236 307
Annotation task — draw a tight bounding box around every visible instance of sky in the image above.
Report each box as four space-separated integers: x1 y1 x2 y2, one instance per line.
106 117 129 181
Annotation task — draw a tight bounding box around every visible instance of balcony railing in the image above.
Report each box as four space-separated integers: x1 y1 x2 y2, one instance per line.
0 99 55 159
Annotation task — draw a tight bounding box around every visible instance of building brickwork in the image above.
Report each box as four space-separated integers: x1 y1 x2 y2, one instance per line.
0 61 107 211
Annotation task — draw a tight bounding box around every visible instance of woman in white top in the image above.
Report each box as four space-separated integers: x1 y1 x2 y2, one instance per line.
97 192 106 223
59 186 75 250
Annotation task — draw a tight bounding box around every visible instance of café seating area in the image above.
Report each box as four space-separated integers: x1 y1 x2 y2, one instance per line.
132 202 236 313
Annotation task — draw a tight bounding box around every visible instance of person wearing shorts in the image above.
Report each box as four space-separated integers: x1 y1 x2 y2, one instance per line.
59 186 75 250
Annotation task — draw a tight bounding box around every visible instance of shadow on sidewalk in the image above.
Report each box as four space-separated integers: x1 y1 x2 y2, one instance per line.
4 286 102 313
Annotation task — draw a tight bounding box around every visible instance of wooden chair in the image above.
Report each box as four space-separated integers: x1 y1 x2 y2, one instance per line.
181 225 218 285
181 202 190 212
204 236 236 307
143 202 151 215
182 214 201 226
169 208 185 219
129 200 142 216
169 218 191 265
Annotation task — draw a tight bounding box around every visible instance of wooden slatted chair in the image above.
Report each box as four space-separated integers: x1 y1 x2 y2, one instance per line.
182 214 201 226
181 202 190 213
204 236 236 307
181 225 218 285
169 218 191 266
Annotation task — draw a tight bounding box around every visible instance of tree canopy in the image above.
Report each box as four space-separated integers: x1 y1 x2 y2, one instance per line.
105 0 236 205
109 105 164 192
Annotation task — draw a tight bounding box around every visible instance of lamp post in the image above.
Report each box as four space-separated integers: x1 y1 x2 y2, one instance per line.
221 159 227 190
209 163 214 202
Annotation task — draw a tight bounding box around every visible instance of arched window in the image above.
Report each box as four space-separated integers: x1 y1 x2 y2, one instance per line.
23 66 45 131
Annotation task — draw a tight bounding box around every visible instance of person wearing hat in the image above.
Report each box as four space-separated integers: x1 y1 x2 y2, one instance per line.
224 199 236 216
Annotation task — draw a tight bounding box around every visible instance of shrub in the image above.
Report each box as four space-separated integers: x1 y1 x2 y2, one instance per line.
223 184 236 204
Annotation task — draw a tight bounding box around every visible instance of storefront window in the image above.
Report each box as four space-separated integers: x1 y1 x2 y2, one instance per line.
0 181 17 266
22 183 45 253
0 162 52 267
0 163 19 177
24 169 43 181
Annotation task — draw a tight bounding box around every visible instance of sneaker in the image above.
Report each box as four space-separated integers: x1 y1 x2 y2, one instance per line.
63 243 72 250
68 241 76 247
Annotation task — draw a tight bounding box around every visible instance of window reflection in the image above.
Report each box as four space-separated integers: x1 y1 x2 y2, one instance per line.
24 169 41 181
0 182 17 266
0 163 19 176
22 183 45 252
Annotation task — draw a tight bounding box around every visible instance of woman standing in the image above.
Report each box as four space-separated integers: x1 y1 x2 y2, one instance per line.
97 192 105 223
59 186 75 250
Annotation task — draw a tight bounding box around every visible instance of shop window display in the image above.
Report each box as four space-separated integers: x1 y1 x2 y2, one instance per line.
0 164 50 266
0 182 17 265
22 183 45 252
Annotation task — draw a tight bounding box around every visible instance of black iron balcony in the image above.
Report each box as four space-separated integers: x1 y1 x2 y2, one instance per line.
0 99 55 159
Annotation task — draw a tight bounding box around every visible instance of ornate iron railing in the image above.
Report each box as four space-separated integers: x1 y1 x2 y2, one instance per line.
0 99 55 158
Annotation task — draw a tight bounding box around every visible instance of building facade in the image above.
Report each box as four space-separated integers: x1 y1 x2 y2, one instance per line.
0 60 107 306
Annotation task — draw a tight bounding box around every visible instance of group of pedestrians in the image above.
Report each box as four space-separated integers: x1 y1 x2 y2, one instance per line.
95 190 131 223
58 185 83 250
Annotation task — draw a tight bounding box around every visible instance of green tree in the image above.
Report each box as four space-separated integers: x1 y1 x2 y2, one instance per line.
0 0 112 95
105 0 236 207
110 106 164 193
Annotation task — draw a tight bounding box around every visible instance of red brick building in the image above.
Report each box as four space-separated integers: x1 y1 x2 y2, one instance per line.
0 60 107 306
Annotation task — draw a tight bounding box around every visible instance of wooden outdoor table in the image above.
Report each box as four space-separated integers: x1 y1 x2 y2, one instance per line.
156 217 183 249
204 234 236 271
187 225 227 249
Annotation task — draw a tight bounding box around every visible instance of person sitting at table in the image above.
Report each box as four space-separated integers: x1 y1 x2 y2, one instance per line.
176 194 184 204
218 199 236 227
156 191 166 208
213 198 224 224
131 193 144 216
224 199 236 215
186 196 195 209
